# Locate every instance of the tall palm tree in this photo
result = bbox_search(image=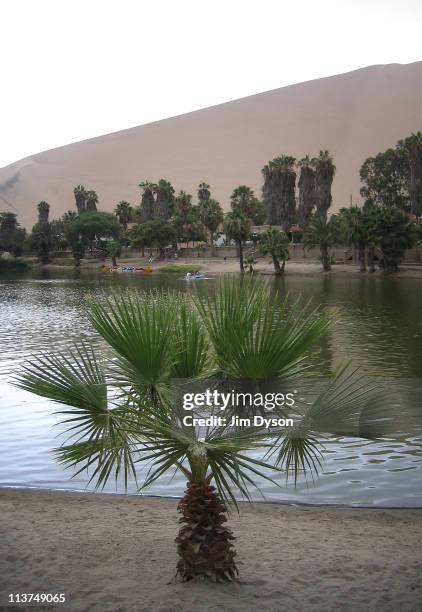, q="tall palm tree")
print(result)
[85,190,98,212]
[37,201,50,225]
[259,228,289,274]
[406,132,422,217]
[15,280,388,582]
[304,214,338,271]
[197,182,211,204]
[154,179,175,219]
[115,201,133,231]
[230,185,261,220]
[73,185,87,214]
[262,156,297,229]
[224,210,251,273]
[314,151,336,217]
[297,156,316,229]
[200,198,223,256]
[139,181,157,221]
